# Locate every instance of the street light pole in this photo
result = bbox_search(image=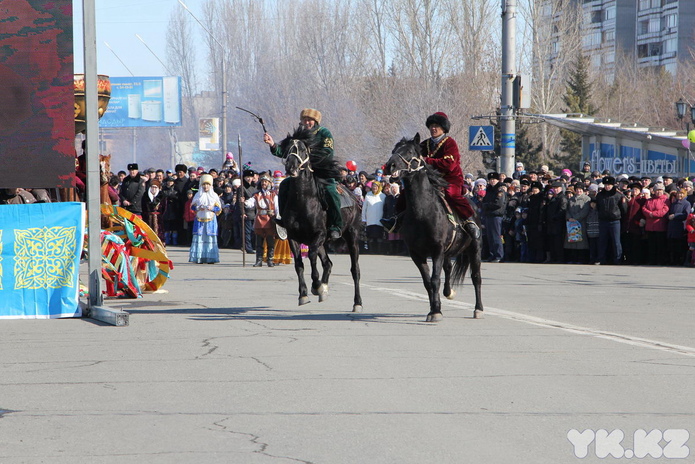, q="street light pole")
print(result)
[500,0,517,177]
[178,0,227,155]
